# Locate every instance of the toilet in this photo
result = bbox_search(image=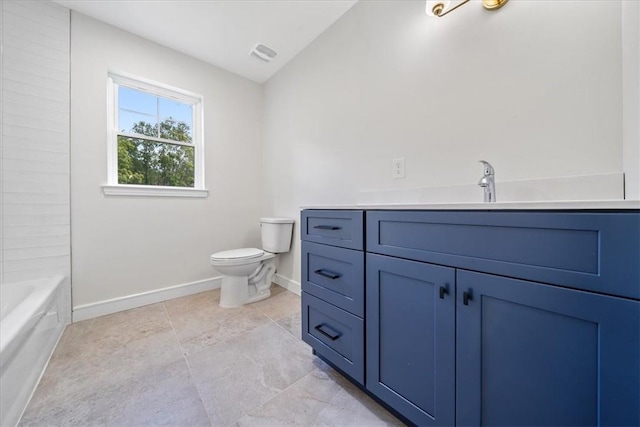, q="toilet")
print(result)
[210,217,294,307]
